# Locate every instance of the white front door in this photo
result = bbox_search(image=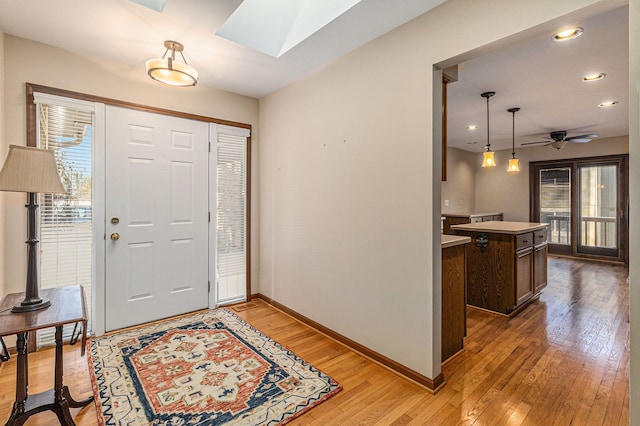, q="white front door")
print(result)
[105,106,209,331]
